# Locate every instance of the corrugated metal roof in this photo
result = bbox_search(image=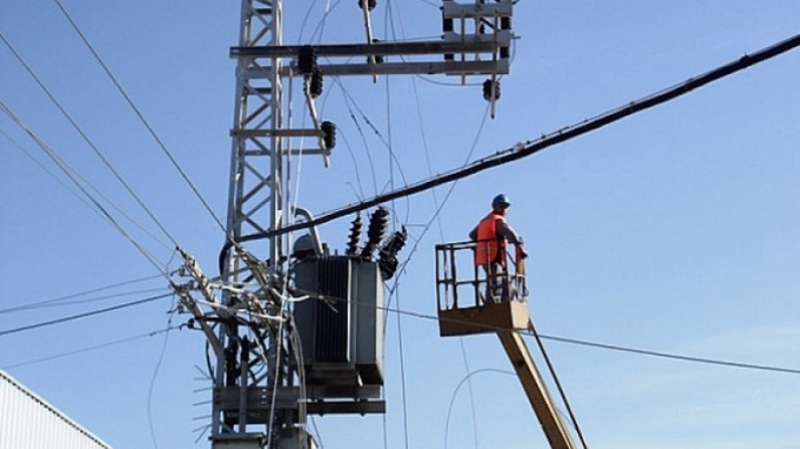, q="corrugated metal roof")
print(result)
[0,370,114,449]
